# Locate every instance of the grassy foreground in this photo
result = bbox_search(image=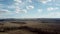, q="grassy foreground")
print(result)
[0,21,60,34]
